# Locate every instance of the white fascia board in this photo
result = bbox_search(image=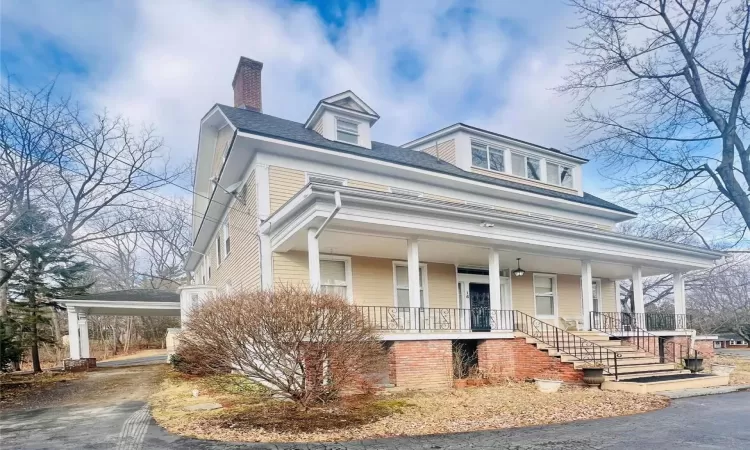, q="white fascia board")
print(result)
[236,132,635,222]
[321,90,379,116]
[402,124,587,164]
[57,300,181,310]
[265,185,723,269]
